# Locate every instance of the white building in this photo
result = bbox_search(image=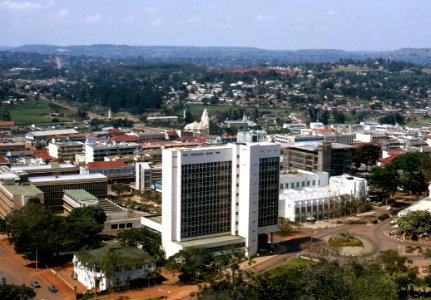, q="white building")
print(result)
[279,170,328,191]
[329,174,368,201]
[48,141,84,162]
[84,142,141,164]
[279,187,339,222]
[73,246,156,291]
[135,162,152,191]
[143,142,280,258]
[279,174,367,222]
